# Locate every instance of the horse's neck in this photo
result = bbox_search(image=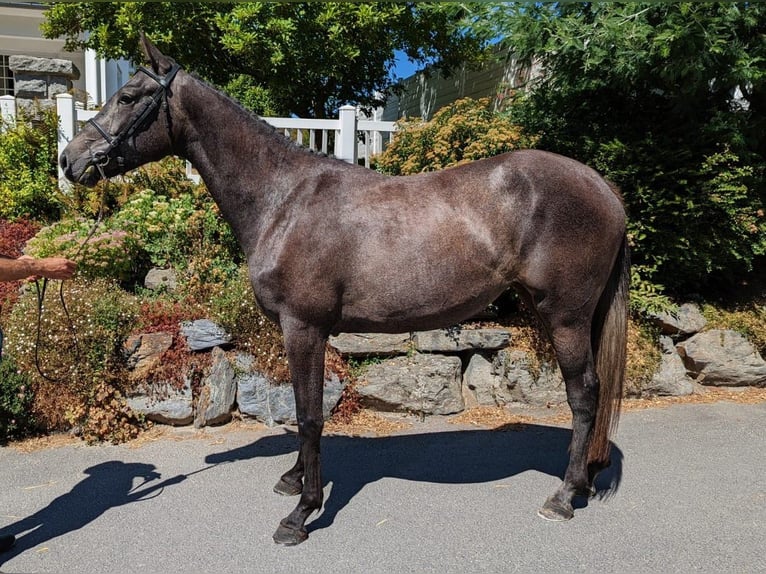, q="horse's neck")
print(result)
[175,76,318,247]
